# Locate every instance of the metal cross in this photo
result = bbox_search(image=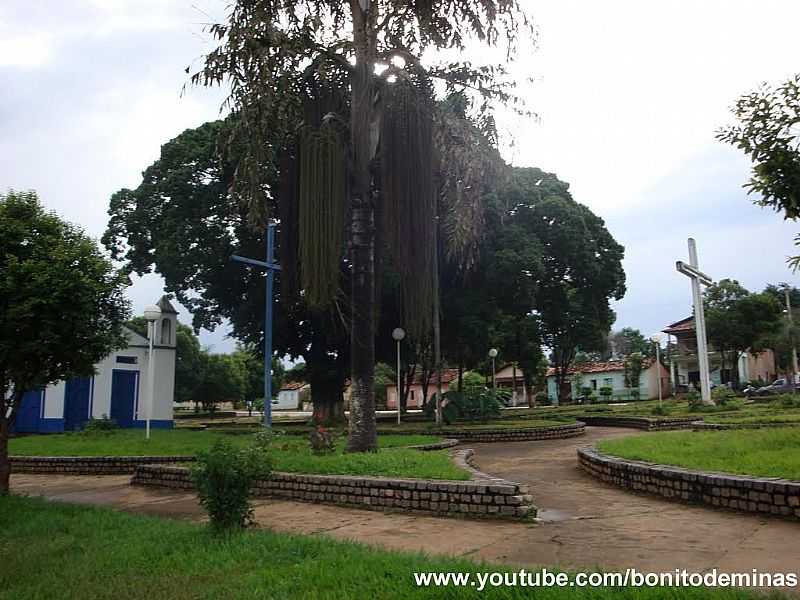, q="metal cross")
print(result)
[676,238,714,405]
[231,223,281,427]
